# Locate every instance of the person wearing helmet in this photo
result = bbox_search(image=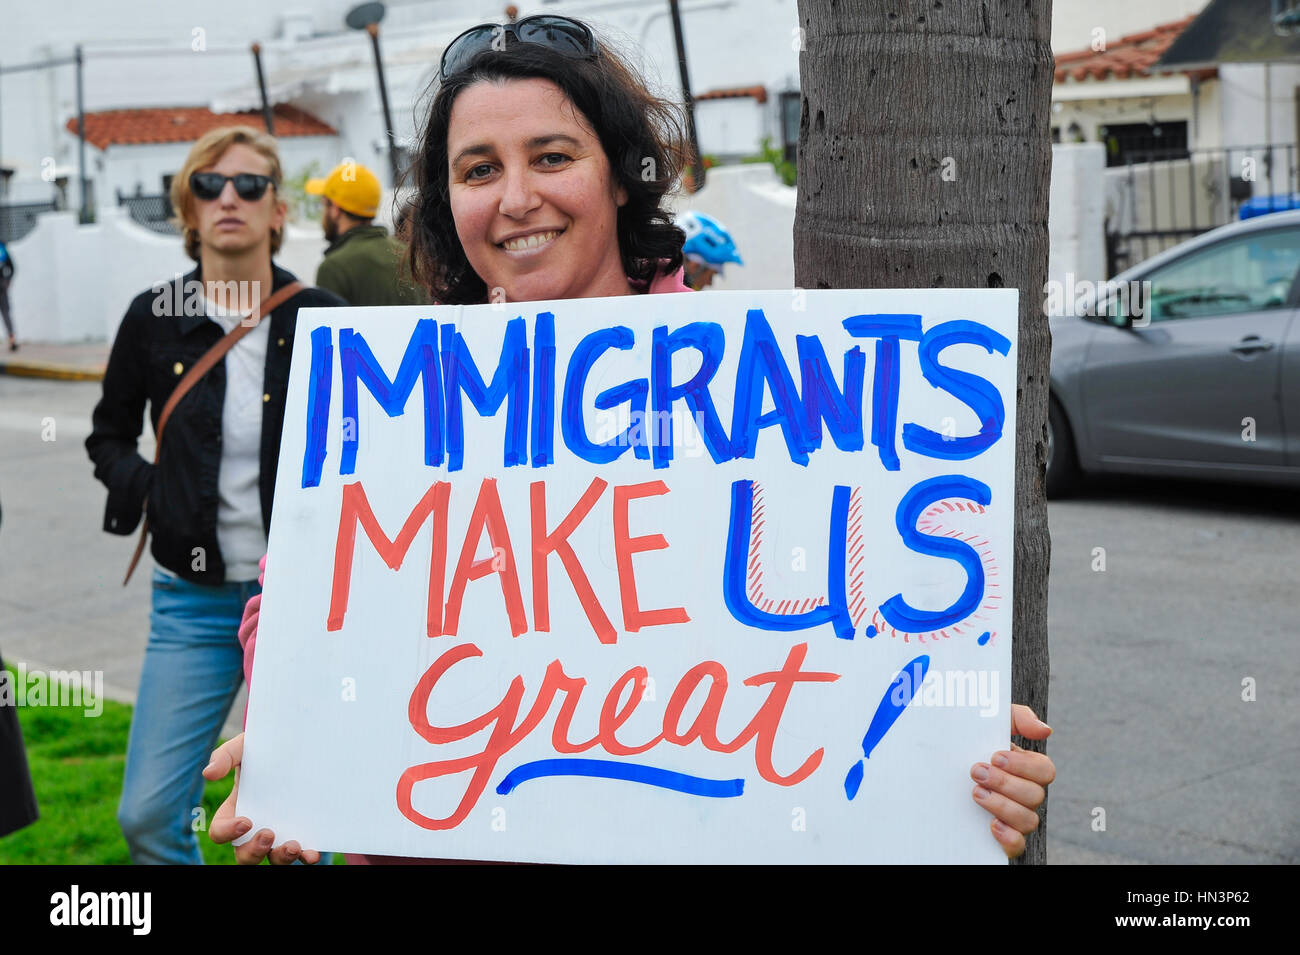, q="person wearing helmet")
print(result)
[678,210,743,290]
